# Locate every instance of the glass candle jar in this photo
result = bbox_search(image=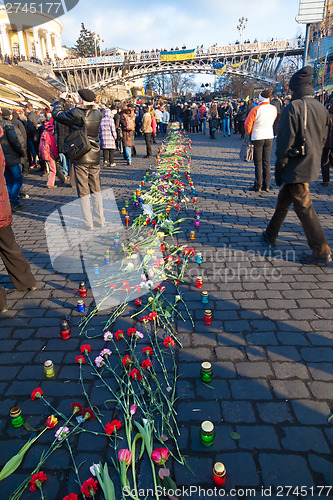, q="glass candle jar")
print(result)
[135,201,139,208]
[124,201,129,208]
[60,320,71,339]
[213,462,226,486]
[196,252,203,264]
[201,291,209,304]
[10,407,24,428]
[190,231,195,240]
[200,361,213,383]
[204,309,213,324]
[199,420,215,447]
[195,219,200,228]
[195,276,203,288]
[78,281,87,297]
[77,300,85,313]
[104,251,110,265]
[125,215,130,227]
[121,207,126,215]
[93,263,99,275]
[44,360,56,378]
